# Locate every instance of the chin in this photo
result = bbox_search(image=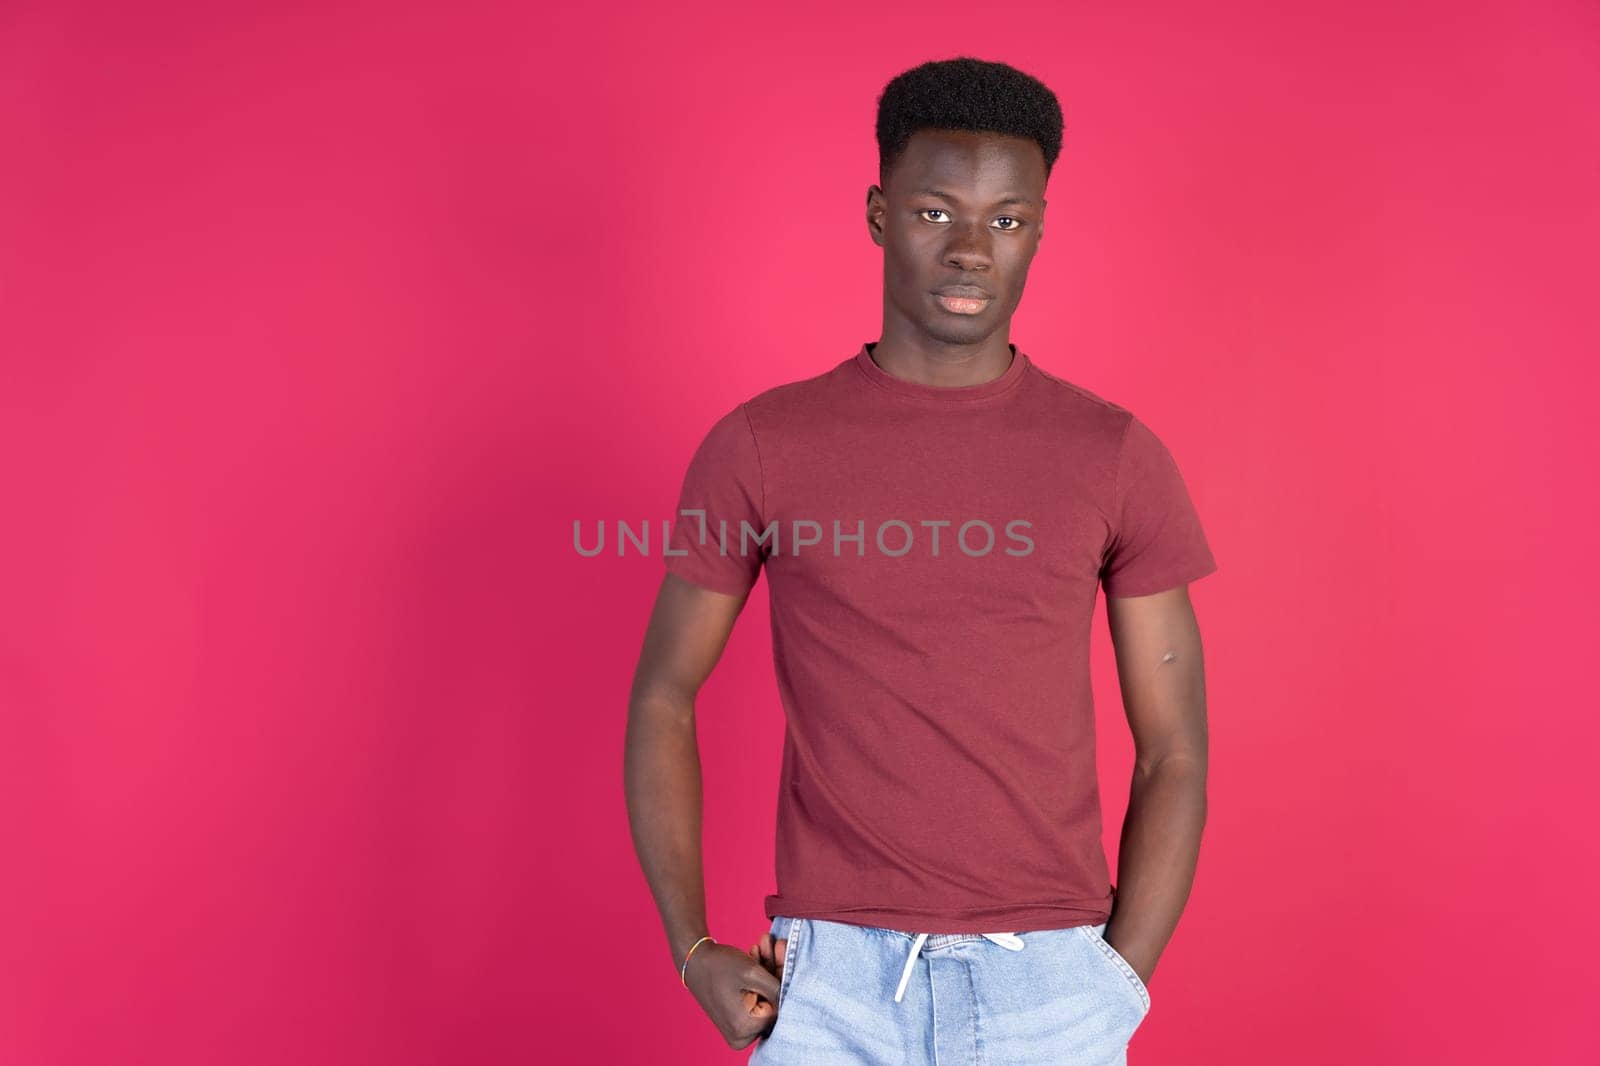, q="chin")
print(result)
[924,319,993,344]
